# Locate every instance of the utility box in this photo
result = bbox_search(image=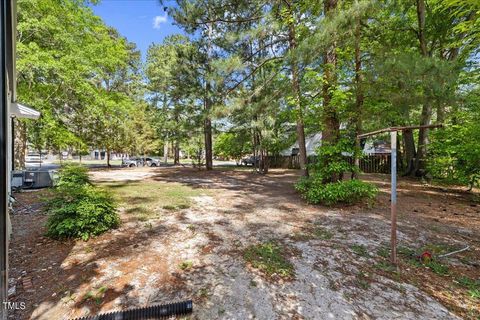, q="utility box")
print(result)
[11,171,24,188]
[21,170,54,189]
